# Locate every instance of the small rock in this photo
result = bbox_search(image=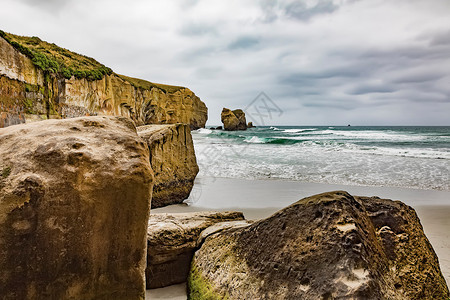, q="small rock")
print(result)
[146,211,249,289]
